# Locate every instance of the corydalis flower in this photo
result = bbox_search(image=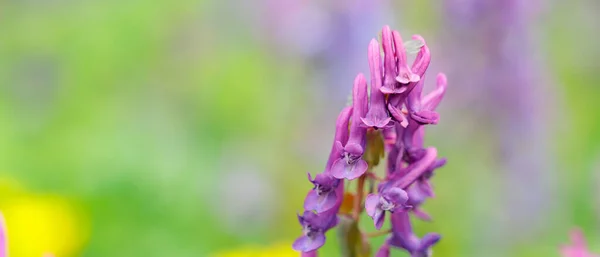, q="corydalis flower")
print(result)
[406,158,446,208]
[325,106,353,172]
[332,74,369,180]
[561,229,599,257]
[380,32,429,94]
[406,72,447,125]
[304,173,340,213]
[390,212,441,257]
[0,212,5,257]
[292,211,337,252]
[295,106,352,253]
[295,25,447,256]
[365,186,410,230]
[375,240,391,257]
[385,35,432,129]
[362,39,393,130]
